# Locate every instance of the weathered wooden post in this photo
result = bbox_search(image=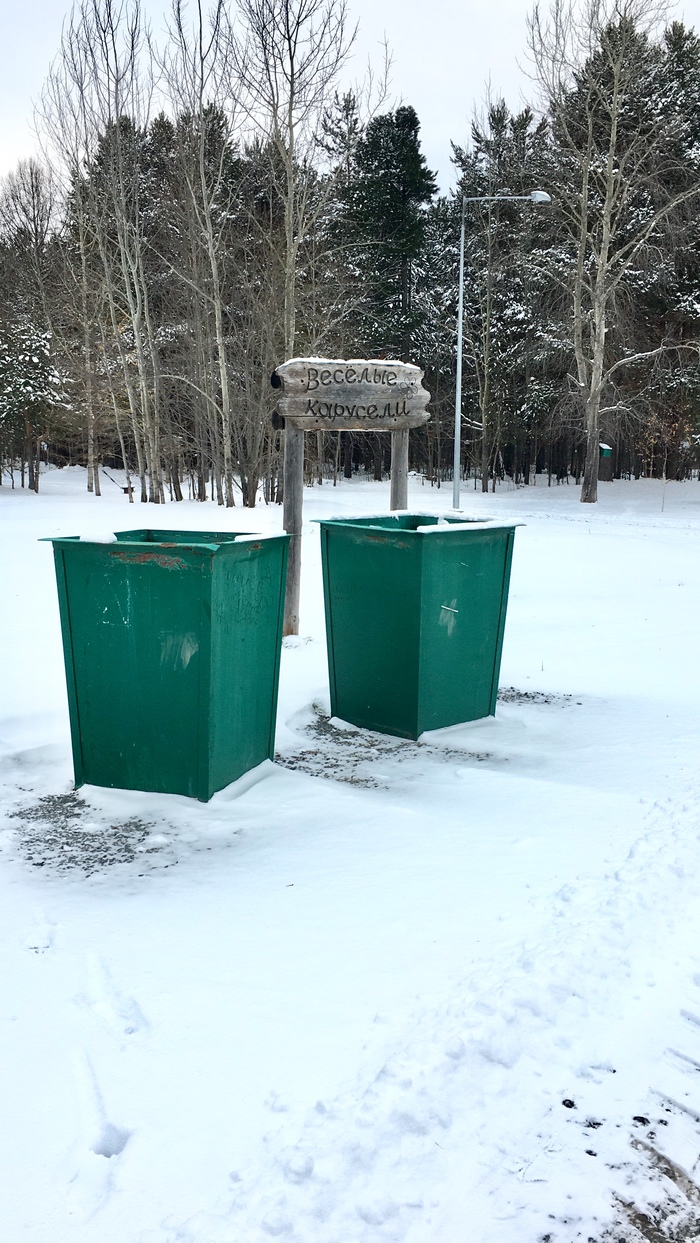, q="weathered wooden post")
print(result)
[282,425,304,635]
[390,430,409,510]
[272,359,430,635]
